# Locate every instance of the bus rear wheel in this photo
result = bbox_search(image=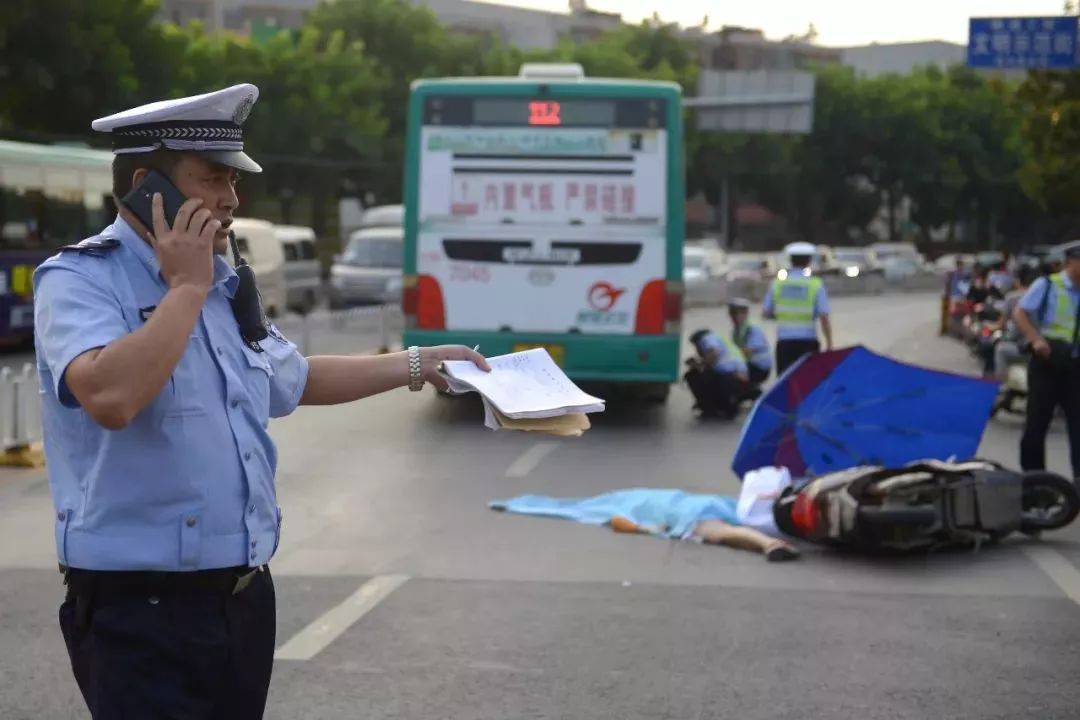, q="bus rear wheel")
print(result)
[640,383,670,404]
